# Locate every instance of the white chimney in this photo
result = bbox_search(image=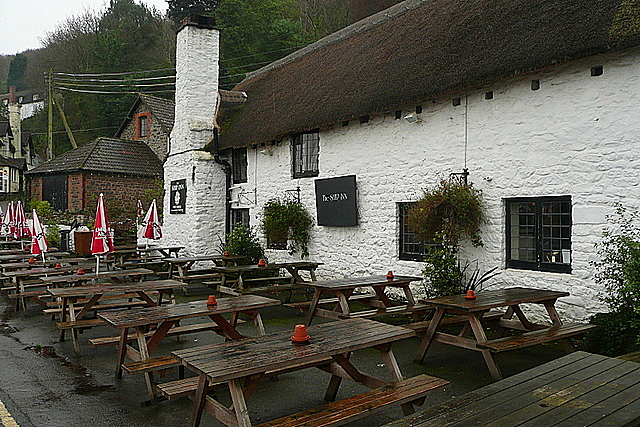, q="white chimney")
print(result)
[8,86,21,159]
[162,16,228,254]
[171,16,220,154]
